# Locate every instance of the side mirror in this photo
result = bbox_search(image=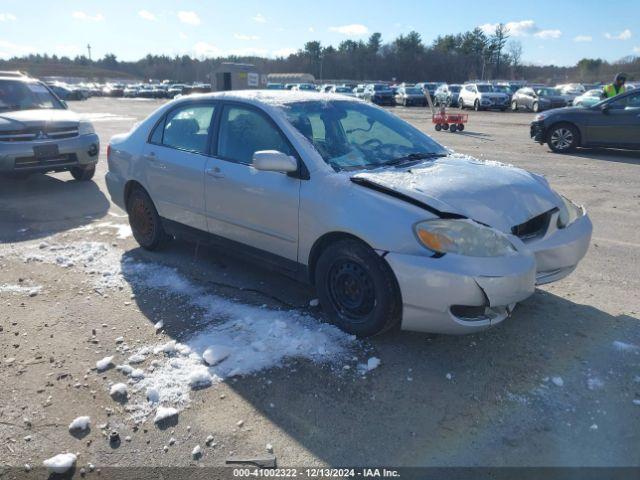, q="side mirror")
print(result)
[252,150,298,173]
[600,103,610,114]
